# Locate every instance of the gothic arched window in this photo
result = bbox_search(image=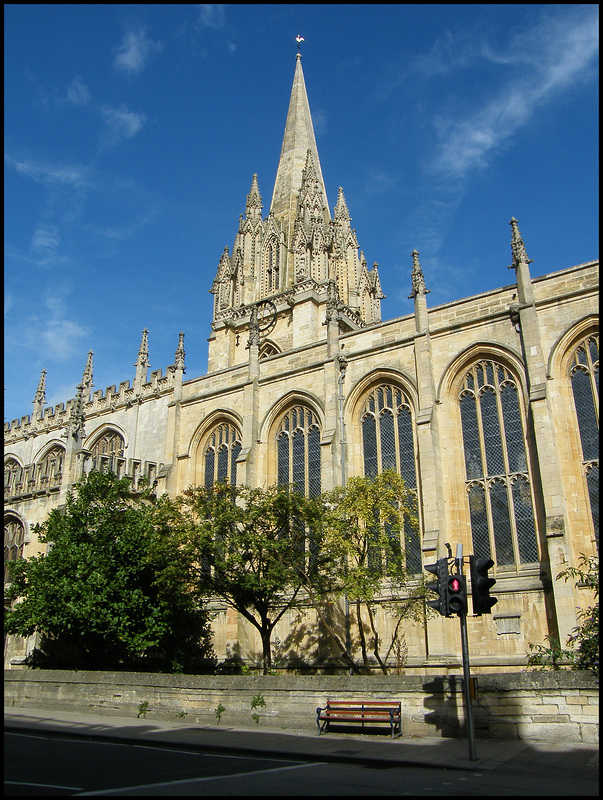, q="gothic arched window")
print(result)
[37,445,65,489]
[90,430,126,475]
[569,334,599,546]
[203,423,242,488]
[459,360,539,568]
[4,459,21,499]
[4,516,25,584]
[276,406,321,498]
[360,384,421,574]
